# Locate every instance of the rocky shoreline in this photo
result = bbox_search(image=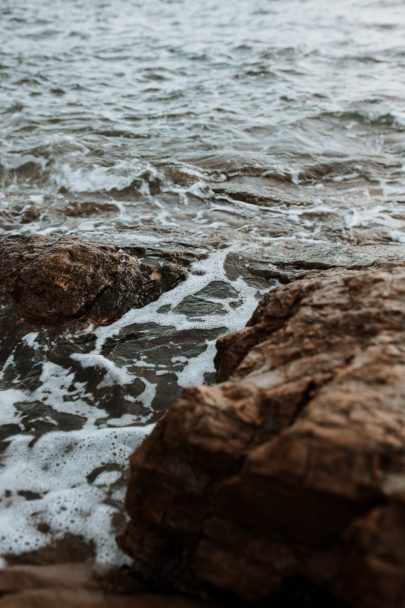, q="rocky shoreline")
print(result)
[120,264,405,607]
[1,240,405,607]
